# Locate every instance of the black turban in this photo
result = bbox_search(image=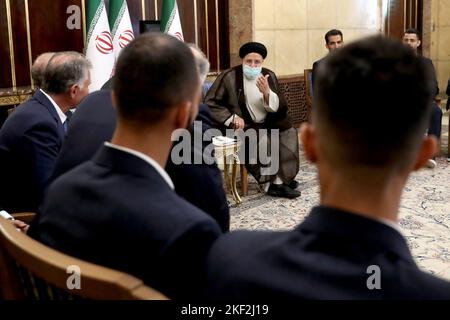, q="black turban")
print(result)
[239,42,267,59]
